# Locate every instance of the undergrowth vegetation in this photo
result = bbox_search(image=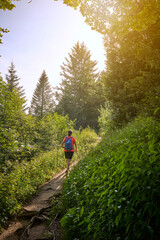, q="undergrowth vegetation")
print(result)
[61,117,160,240]
[0,127,98,231]
[0,149,65,230]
